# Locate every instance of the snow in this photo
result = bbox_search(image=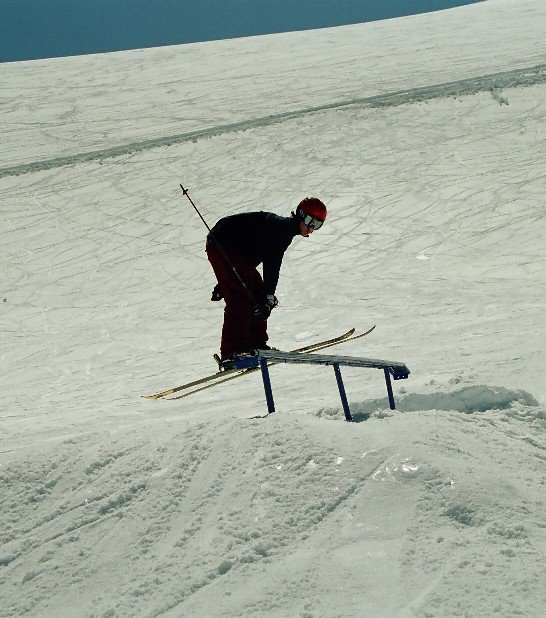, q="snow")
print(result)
[1,0,545,615]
